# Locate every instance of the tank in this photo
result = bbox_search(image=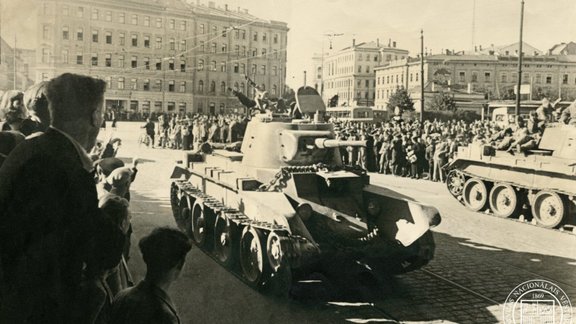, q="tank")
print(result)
[444,123,576,229]
[169,86,441,291]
